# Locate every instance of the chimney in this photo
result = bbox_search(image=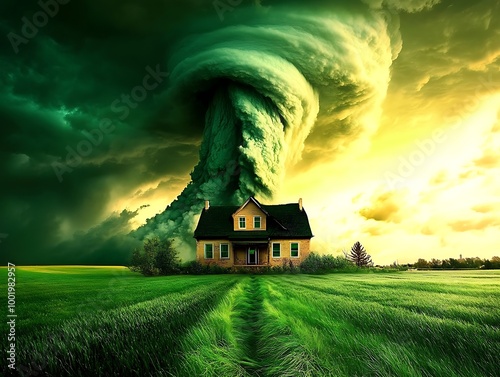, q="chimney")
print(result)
[204,200,210,210]
[299,198,303,211]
